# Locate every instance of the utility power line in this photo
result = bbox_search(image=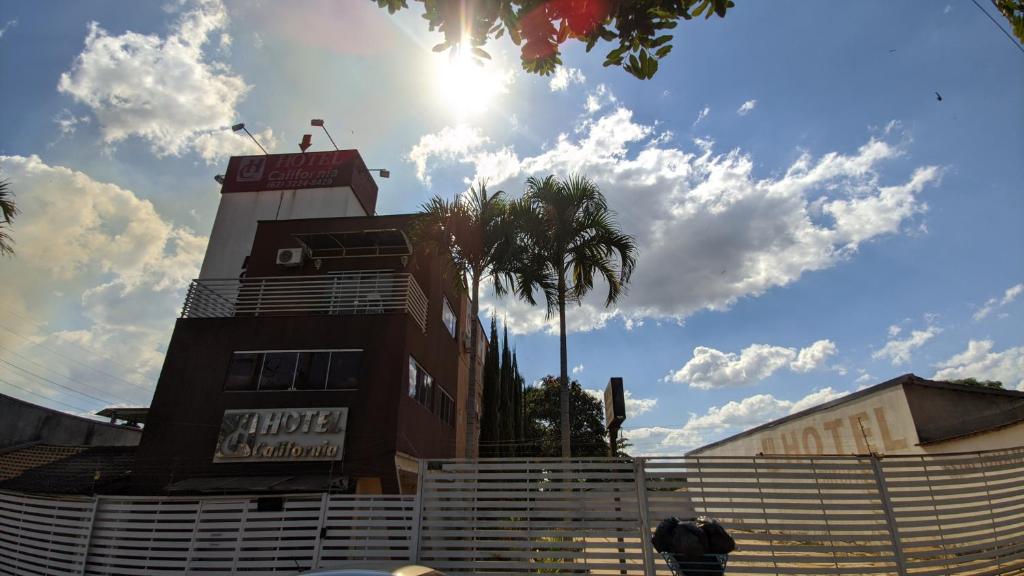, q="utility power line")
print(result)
[0,358,120,405]
[0,321,154,393]
[0,344,143,405]
[0,375,94,413]
[969,0,1024,55]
